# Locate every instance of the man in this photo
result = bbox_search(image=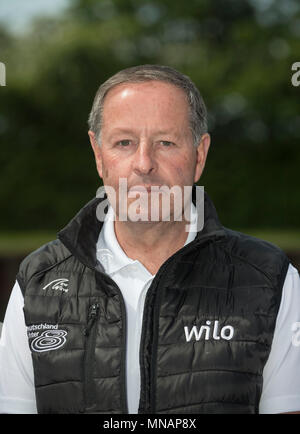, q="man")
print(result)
[1,65,300,414]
